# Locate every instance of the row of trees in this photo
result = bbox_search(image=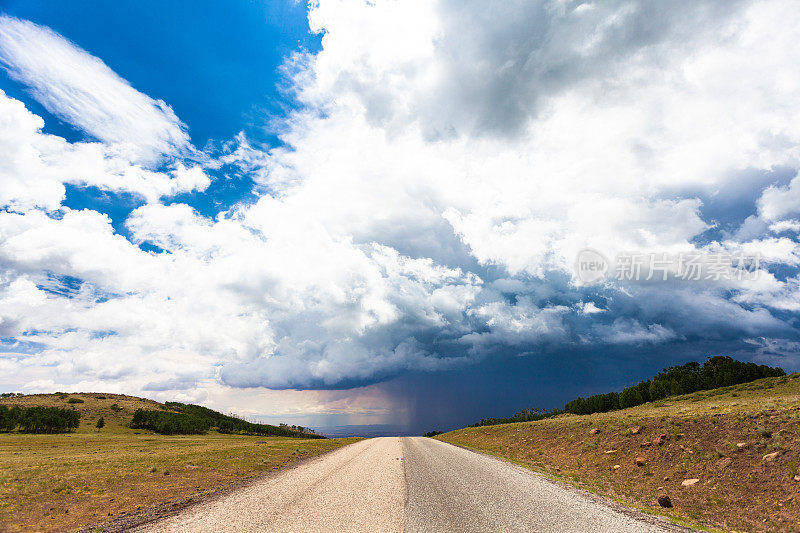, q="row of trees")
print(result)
[471,407,563,428]
[216,417,322,437]
[471,356,785,427]
[130,409,211,435]
[0,405,81,433]
[149,403,325,438]
[564,356,784,415]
